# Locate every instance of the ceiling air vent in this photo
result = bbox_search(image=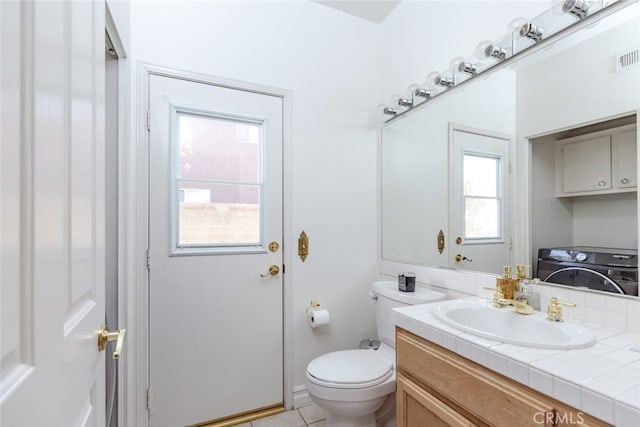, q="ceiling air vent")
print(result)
[615,46,640,73]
